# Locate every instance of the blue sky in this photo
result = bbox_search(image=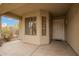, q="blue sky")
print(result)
[1,16,19,27]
